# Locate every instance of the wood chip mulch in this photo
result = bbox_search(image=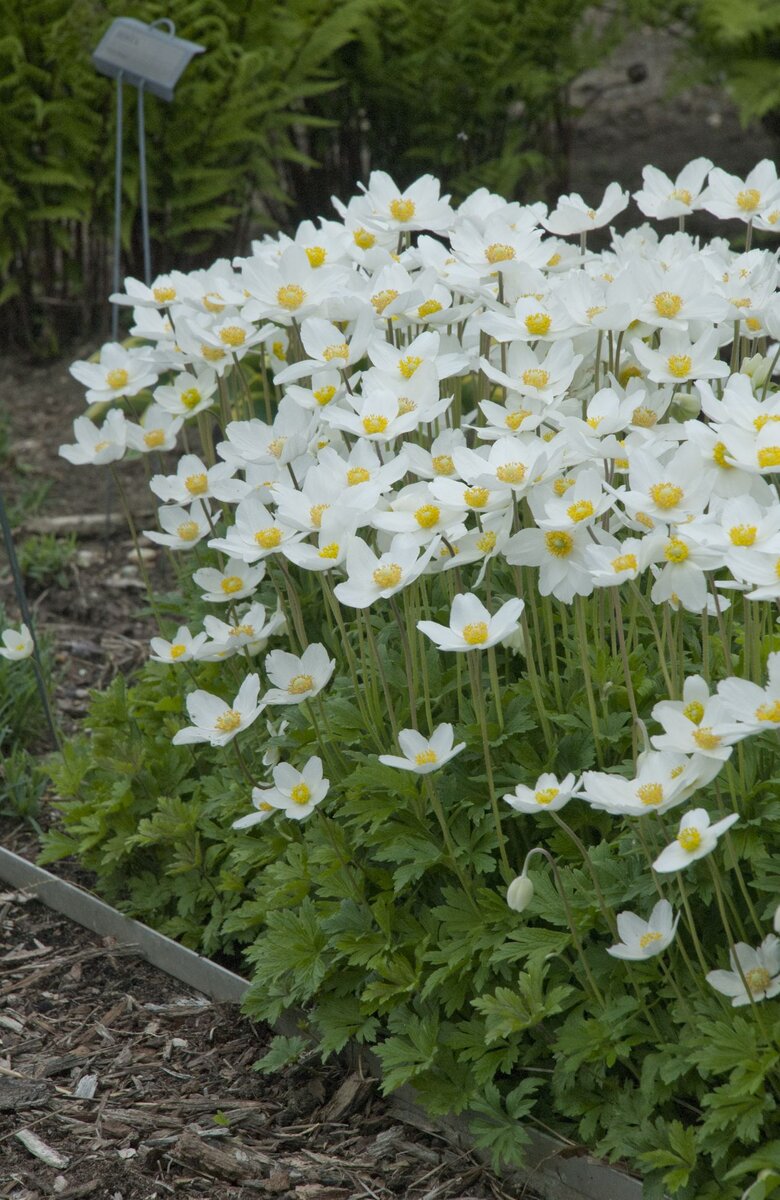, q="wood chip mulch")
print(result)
[0,891,535,1200]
